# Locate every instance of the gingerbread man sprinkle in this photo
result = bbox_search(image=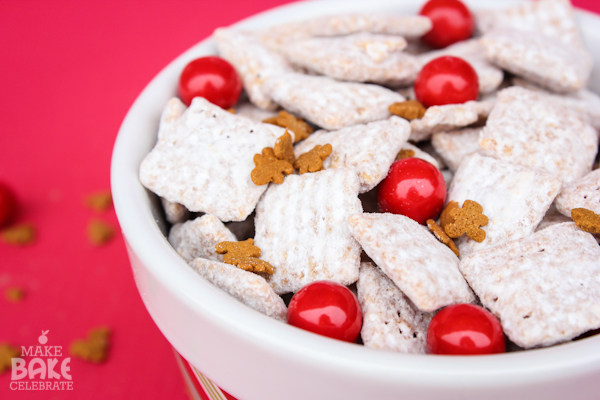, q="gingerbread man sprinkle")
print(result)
[251,147,294,186]
[294,144,332,174]
[389,100,426,121]
[571,208,600,234]
[215,238,275,275]
[70,327,111,363]
[395,148,415,160]
[427,219,460,257]
[263,110,313,142]
[274,130,295,166]
[0,343,20,374]
[443,200,489,242]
